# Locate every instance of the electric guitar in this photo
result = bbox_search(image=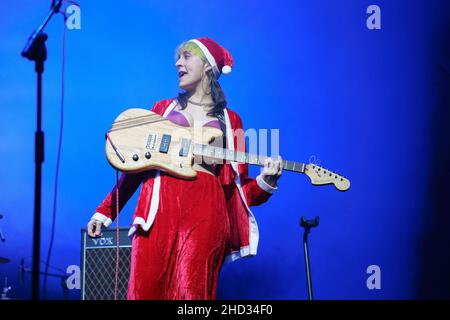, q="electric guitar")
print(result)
[105,108,350,191]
